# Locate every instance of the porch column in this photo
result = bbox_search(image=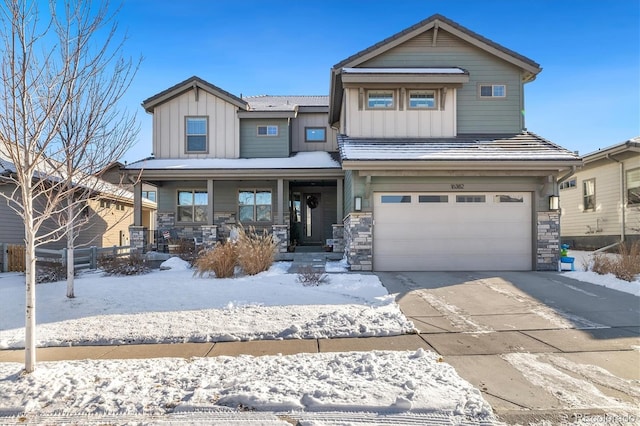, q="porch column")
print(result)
[276,178,284,225]
[207,179,214,225]
[336,178,343,223]
[133,180,142,226]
